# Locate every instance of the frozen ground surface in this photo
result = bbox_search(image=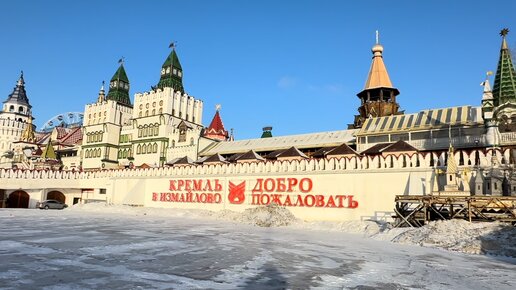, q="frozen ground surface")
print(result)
[0,205,515,290]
